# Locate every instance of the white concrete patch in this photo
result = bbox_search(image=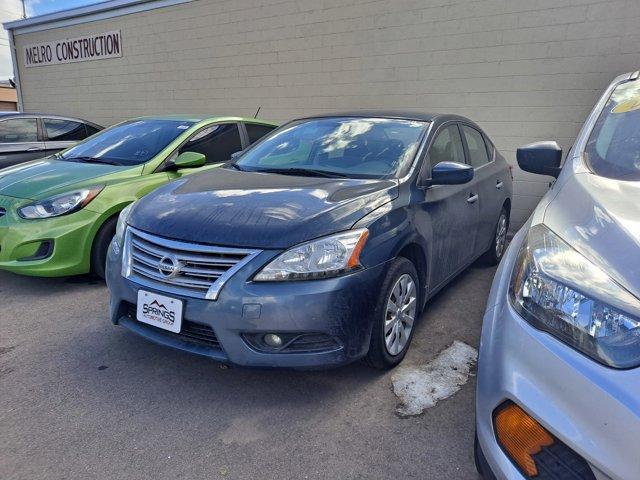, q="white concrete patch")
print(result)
[391,341,478,417]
